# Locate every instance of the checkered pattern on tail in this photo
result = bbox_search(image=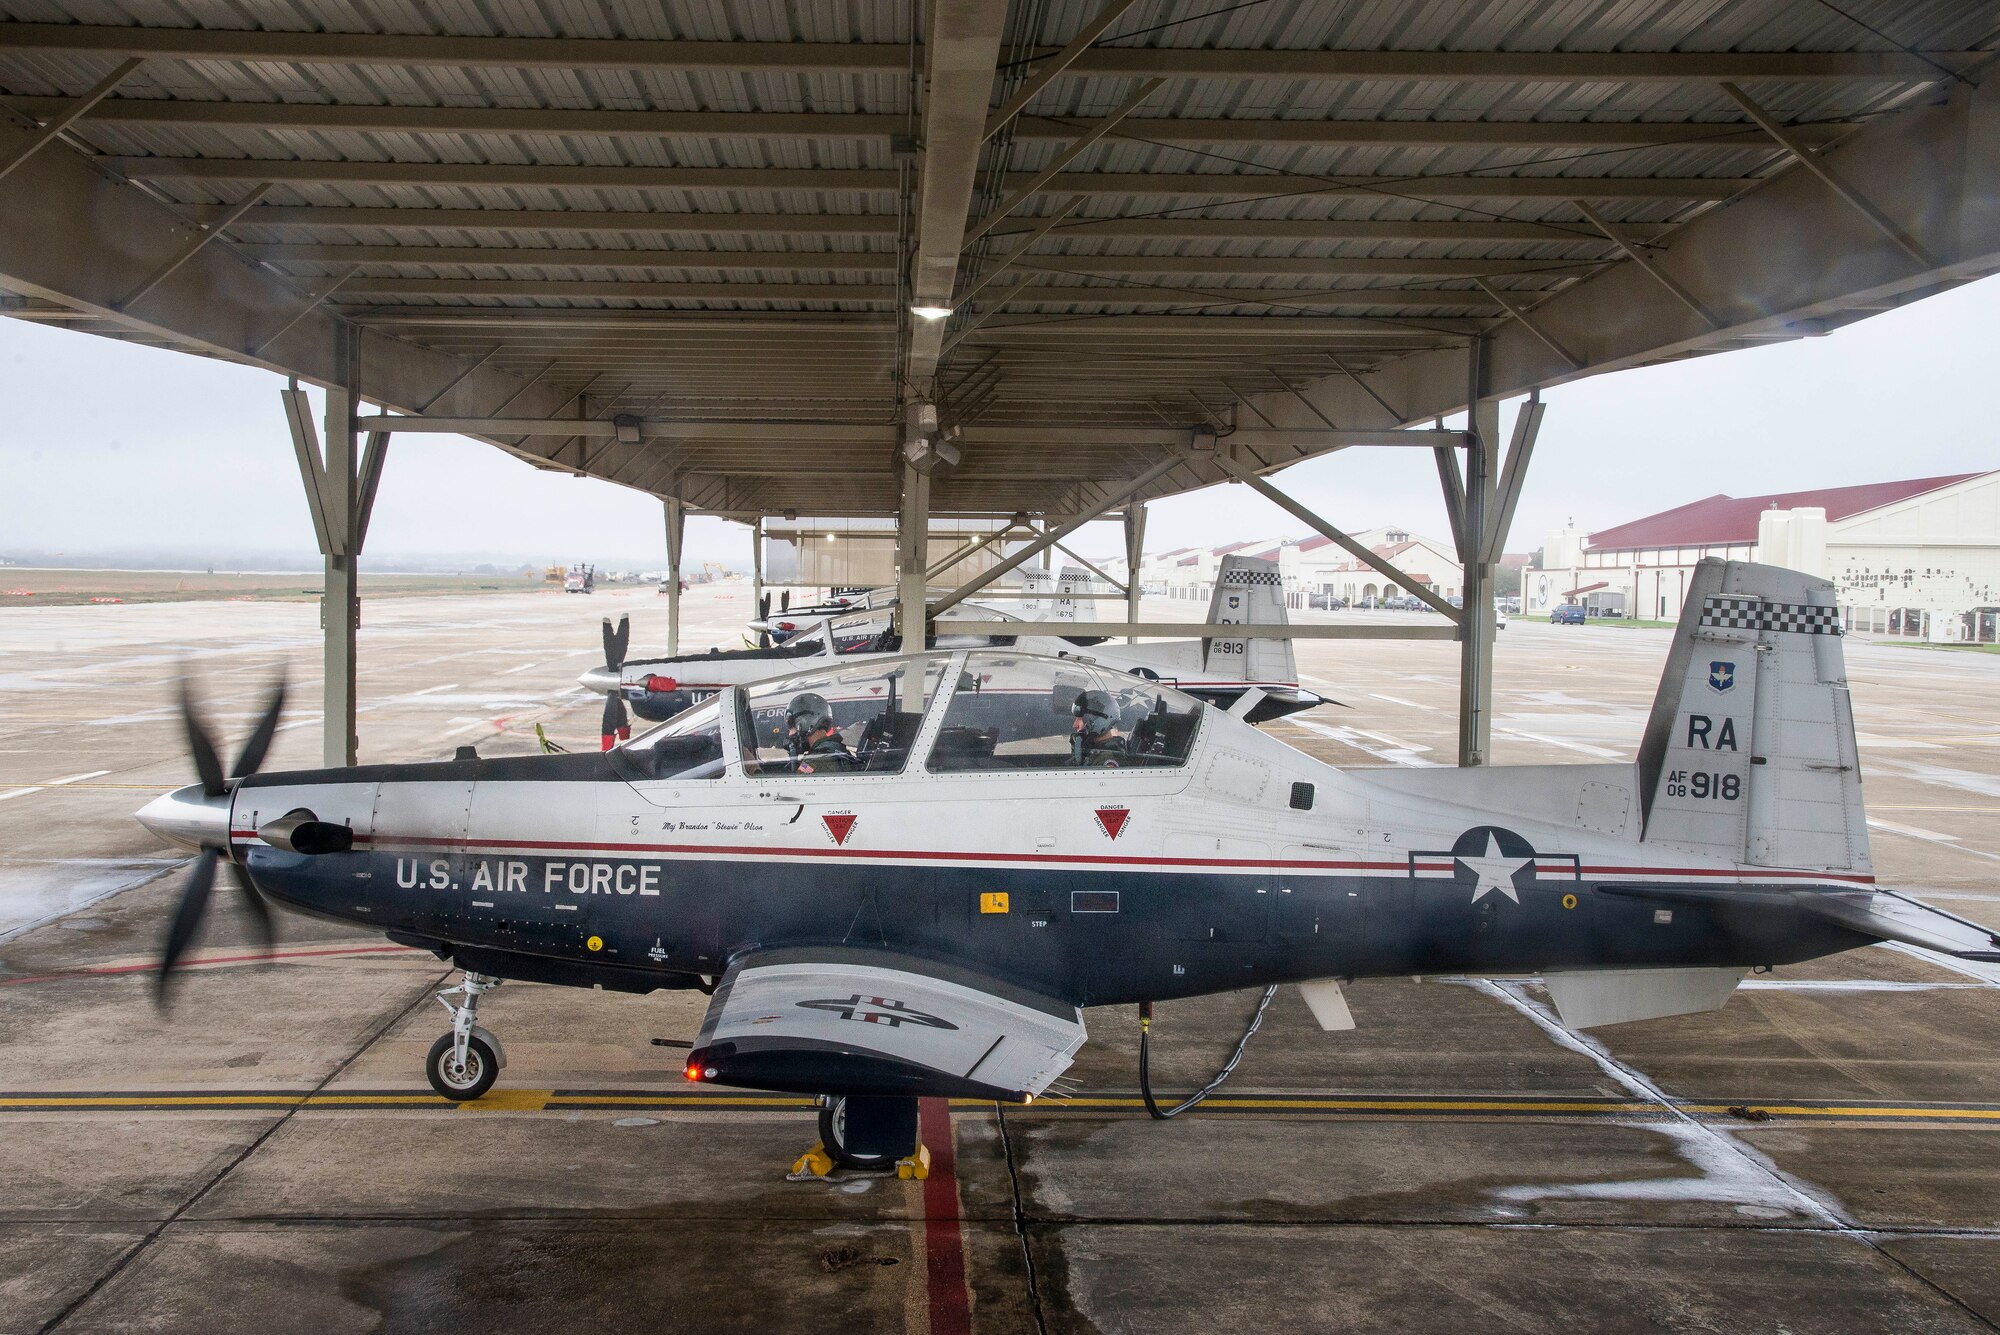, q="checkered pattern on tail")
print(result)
[1223,567,1283,587]
[1697,596,1842,635]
